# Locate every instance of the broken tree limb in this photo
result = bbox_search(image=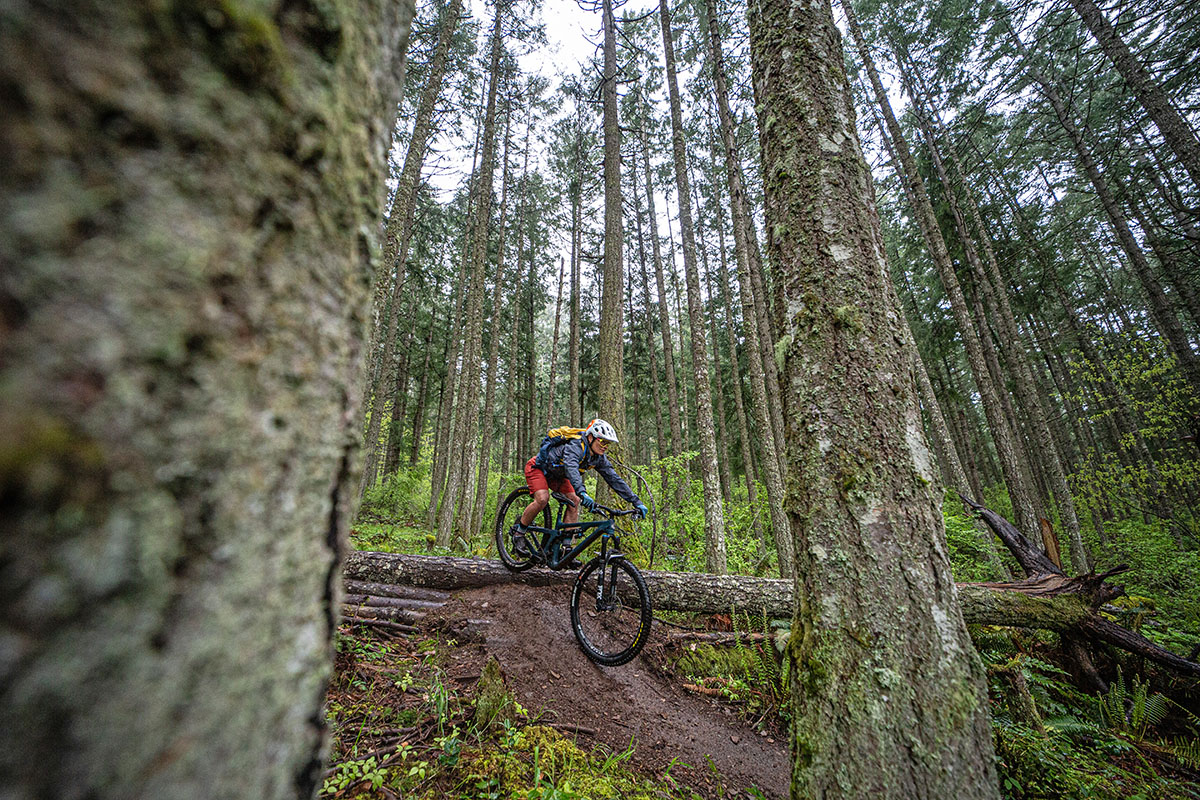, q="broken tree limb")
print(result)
[343,551,1200,677]
[959,493,1062,577]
